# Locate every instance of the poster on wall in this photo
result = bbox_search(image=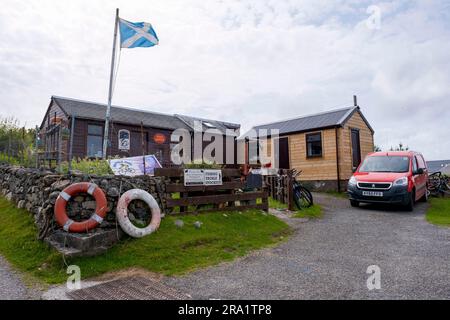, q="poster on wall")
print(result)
[109,155,162,176]
[118,130,130,151]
